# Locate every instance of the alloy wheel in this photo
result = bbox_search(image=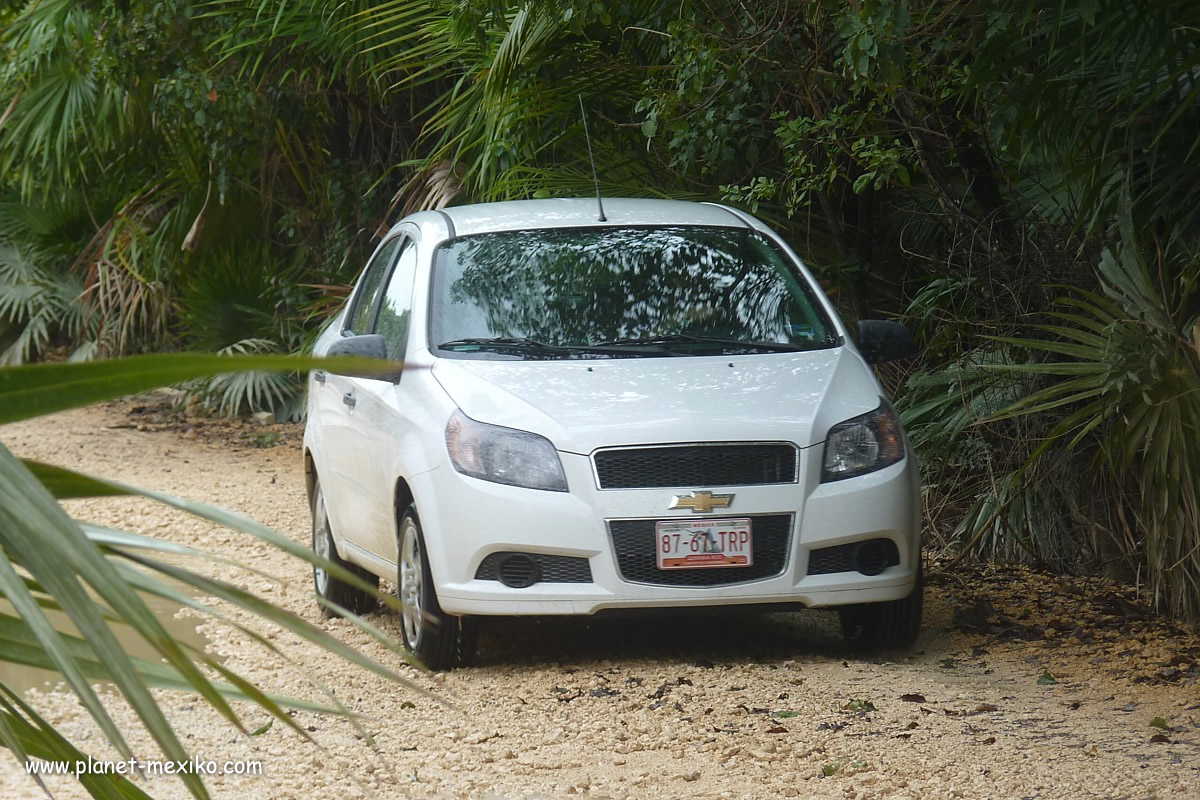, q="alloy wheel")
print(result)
[399,517,424,648]
[312,488,331,596]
